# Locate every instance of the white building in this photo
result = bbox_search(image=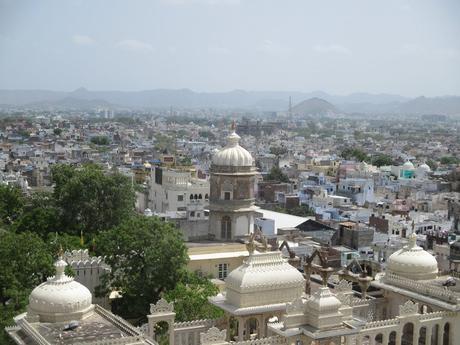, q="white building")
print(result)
[149,166,209,222]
